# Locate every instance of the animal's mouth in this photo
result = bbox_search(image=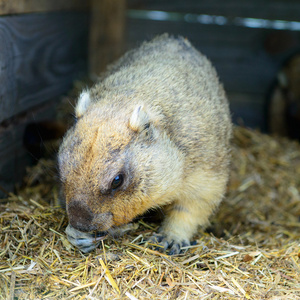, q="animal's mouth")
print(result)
[65,222,137,253]
[65,224,109,253]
